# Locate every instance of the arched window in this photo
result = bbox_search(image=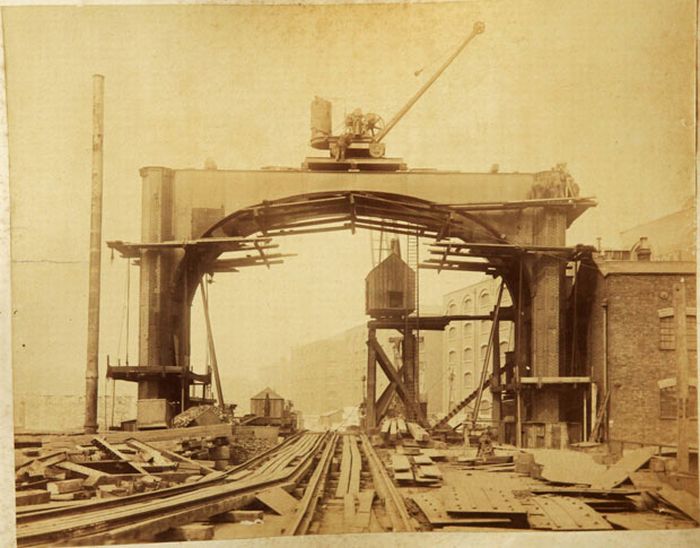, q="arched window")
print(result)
[463,371,474,392]
[463,323,473,343]
[447,301,457,316]
[462,296,473,314]
[478,290,490,313]
[463,347,473,368]
[448,326,457,340]
[448,350,456,366]
[479,290,491,335]
[479,344,489,367]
